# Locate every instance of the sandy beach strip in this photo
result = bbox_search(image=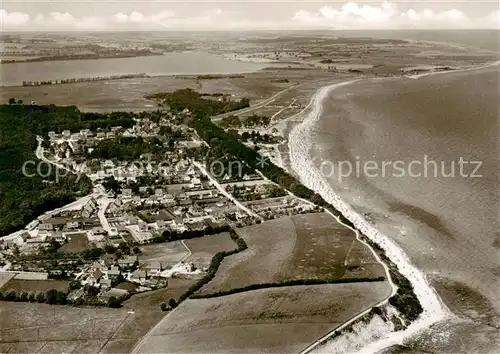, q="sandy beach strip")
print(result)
[284,78,451,352]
